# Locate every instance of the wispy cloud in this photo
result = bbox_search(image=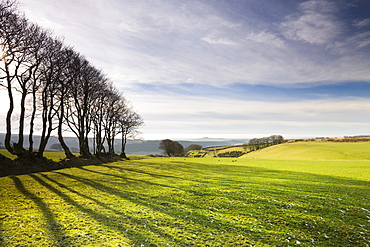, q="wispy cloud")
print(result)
[20,0,370,87]
[280,0,341,44]
[6,0,369,140]
[246,31,284,47]
[353,18,370,28]
[130,90,370,139]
